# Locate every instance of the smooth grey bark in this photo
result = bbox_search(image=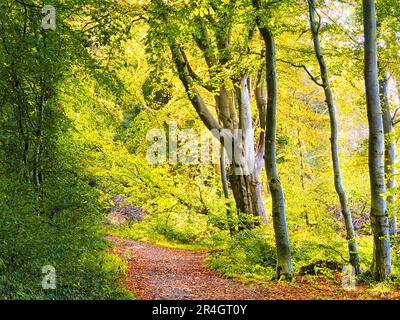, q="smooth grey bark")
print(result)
[363,0,391,281]
[237,74,268,224]
[296,127,310,226]
[180,18,269,226]
[211,28,267,227]
[169,41,267,227]
[219,82,266,229]
[254,74,268,225]
[220,146,236,235]
[308,0,361,275]
[378,67,397,236]
[239,74,256,175]
[253,0,293,279]
[221,148,231,199]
